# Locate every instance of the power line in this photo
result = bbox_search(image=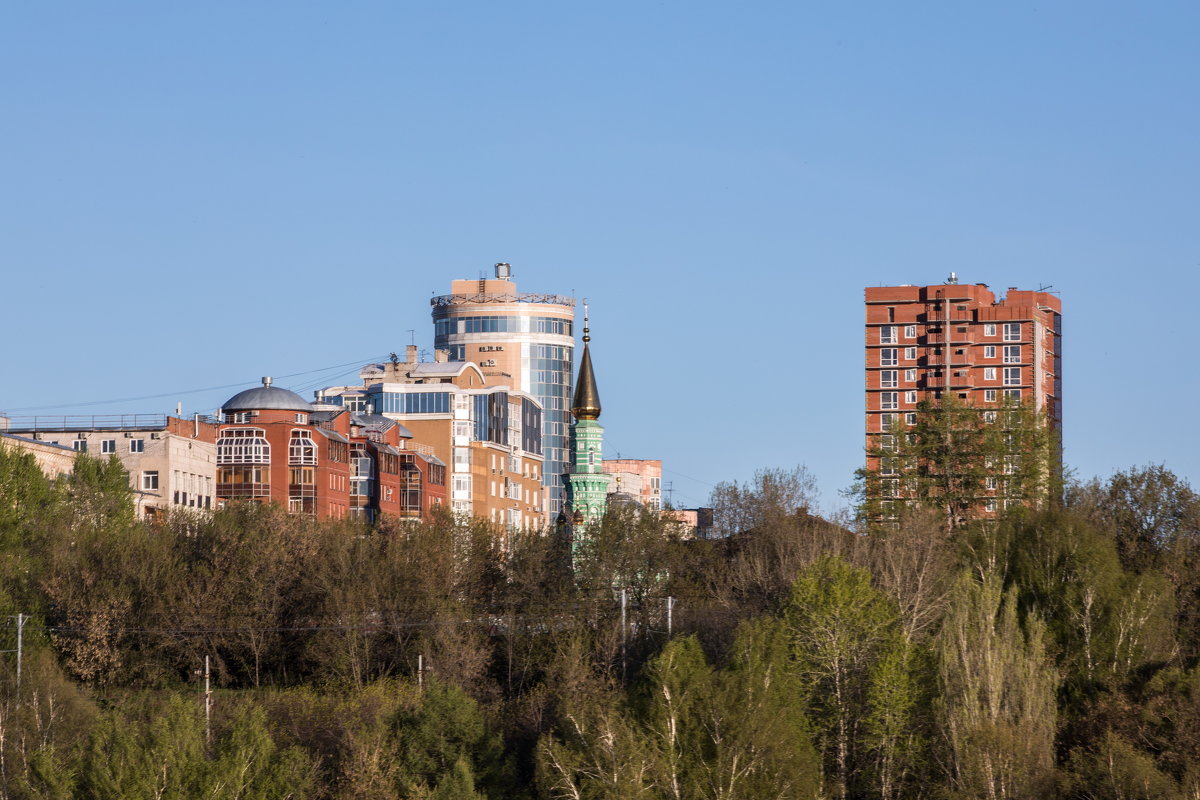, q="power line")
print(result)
[1,353,392,413]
